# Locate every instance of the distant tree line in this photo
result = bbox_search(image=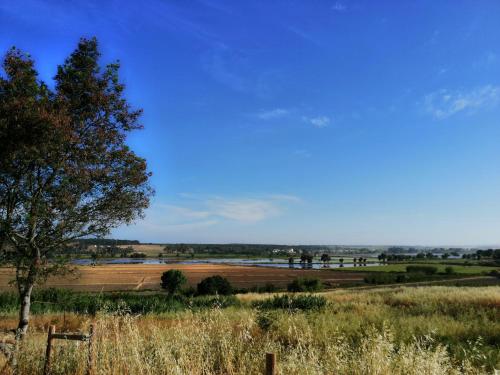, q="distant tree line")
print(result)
[463,249,500,261]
